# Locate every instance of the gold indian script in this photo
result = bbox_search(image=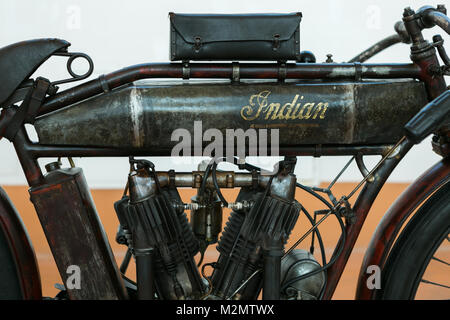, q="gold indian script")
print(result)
[240,90,328,121]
